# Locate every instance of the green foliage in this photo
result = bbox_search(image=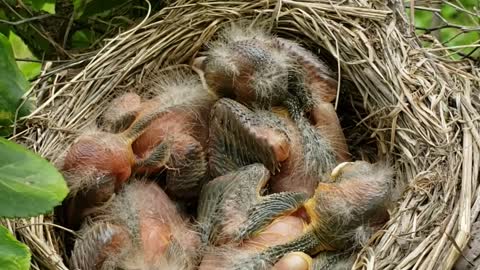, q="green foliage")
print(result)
[0,9,9,35]
[0,226,30,270]
[0,137,68,218]
[408,0,480,59]
[71,29,96,48]
[73,0,127,19]
[413,10,433,28]
[23,0,56,14]
[8,32,42,80]
[0,137,66,269]
[0,33,33,136]
[73,0,88,18]
[0,41,67,268]
[439,3,480,58]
